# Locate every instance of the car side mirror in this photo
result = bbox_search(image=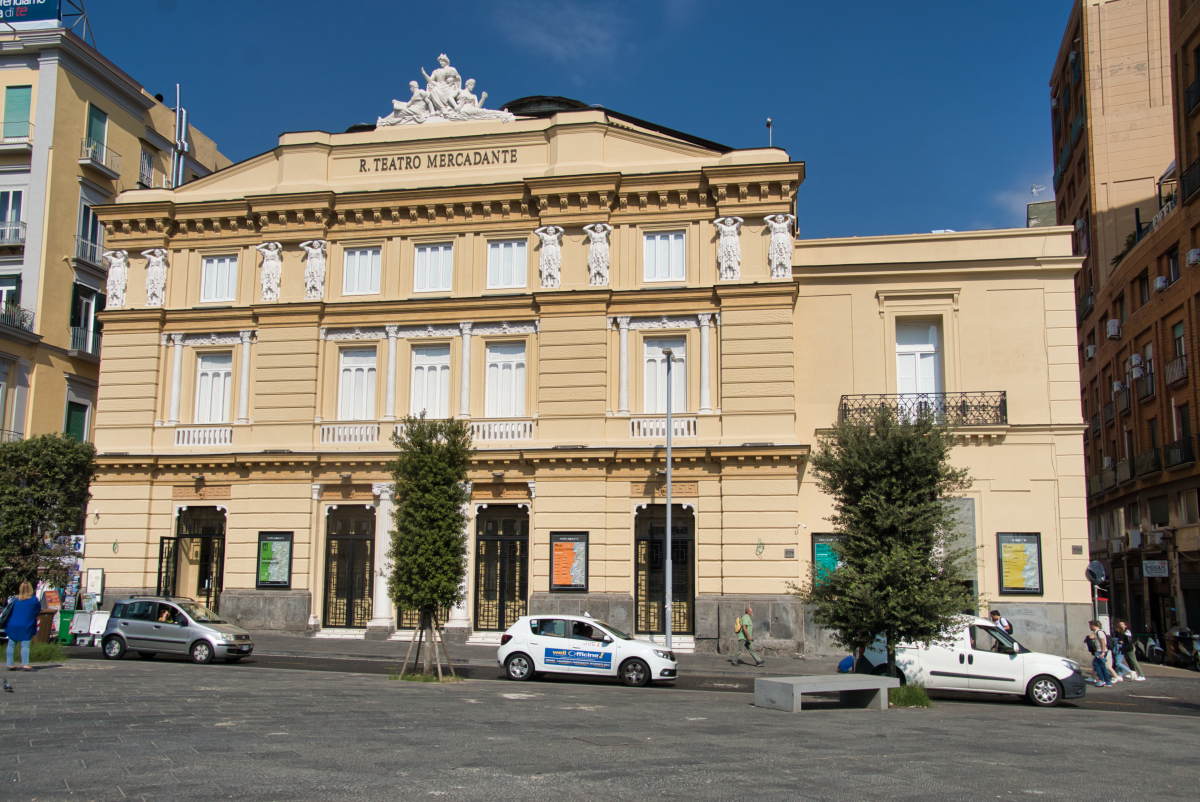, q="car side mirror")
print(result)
[603,635,613,643]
